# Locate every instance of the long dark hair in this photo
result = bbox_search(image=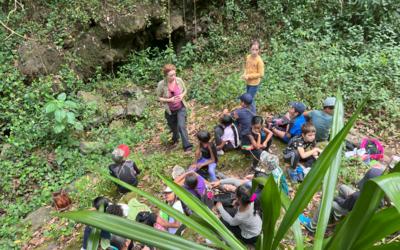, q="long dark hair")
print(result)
[251,116,263,126]
[106,235,126,250]
[106,204,124,217]
[236,185,261,217]
[93,196,110,212]
[221,114,239,147]
[197,130,218,163]
[185,172,202,198]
